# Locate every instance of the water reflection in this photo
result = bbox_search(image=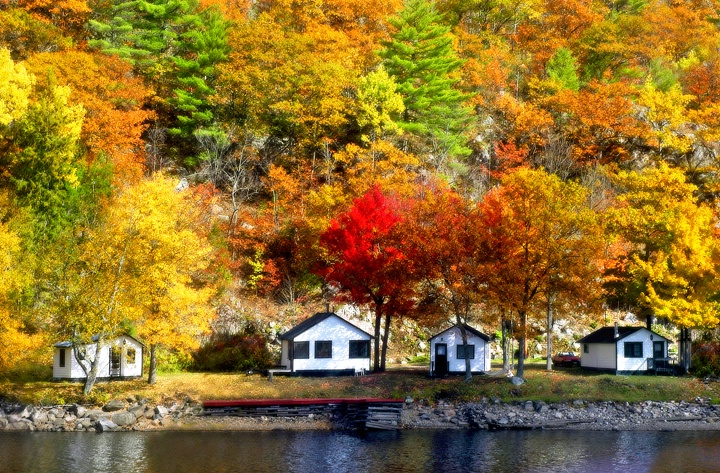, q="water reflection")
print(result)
[1,429,719,473]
